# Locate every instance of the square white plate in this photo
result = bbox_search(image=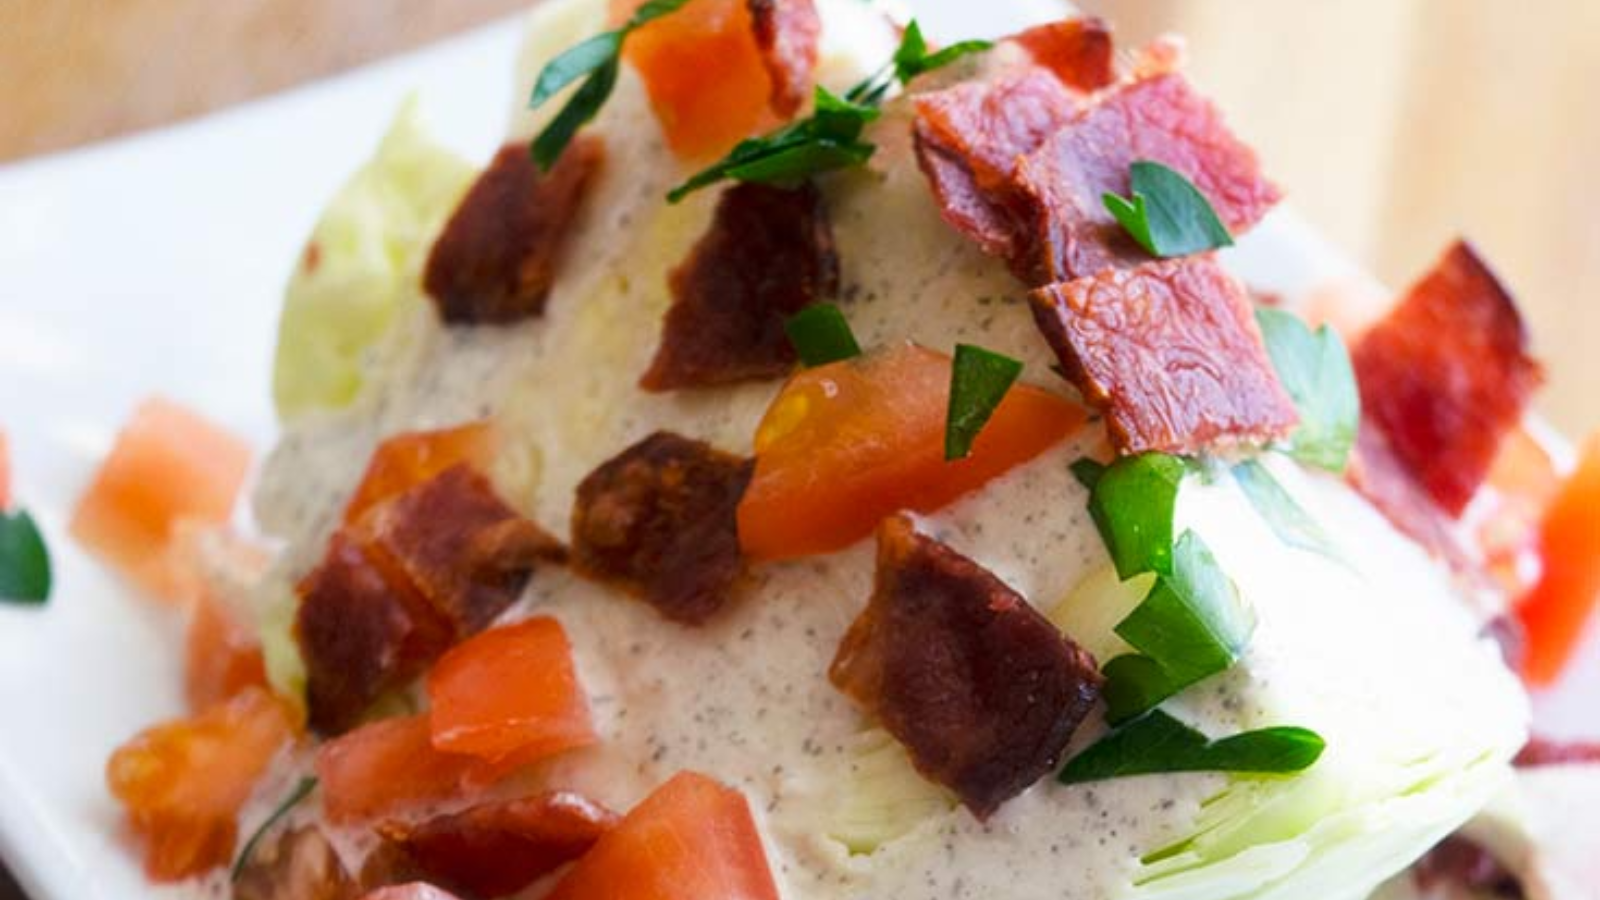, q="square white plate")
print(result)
[0,3,1593,898]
